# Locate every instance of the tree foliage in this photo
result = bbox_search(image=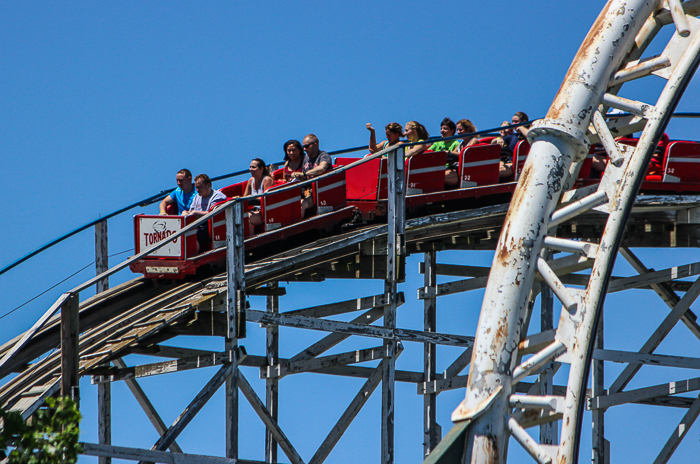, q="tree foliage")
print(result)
[0,397,82,464]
